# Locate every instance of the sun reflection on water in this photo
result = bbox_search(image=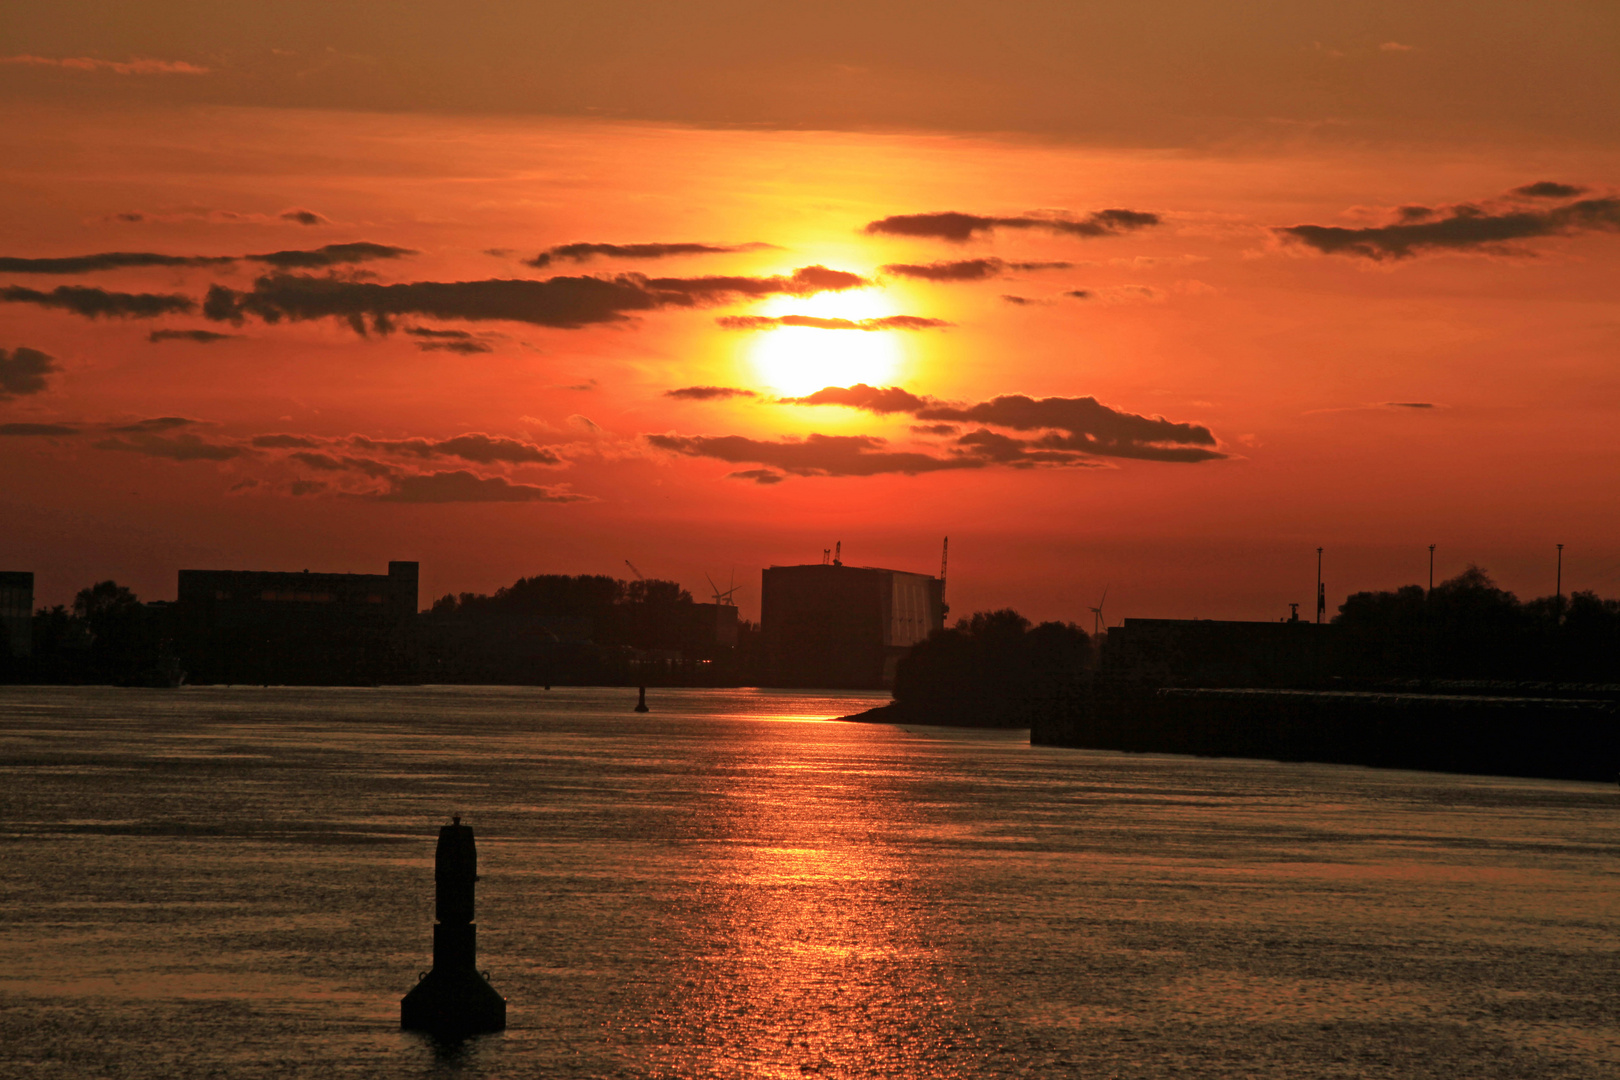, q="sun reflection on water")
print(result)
[626,725,979,1079]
